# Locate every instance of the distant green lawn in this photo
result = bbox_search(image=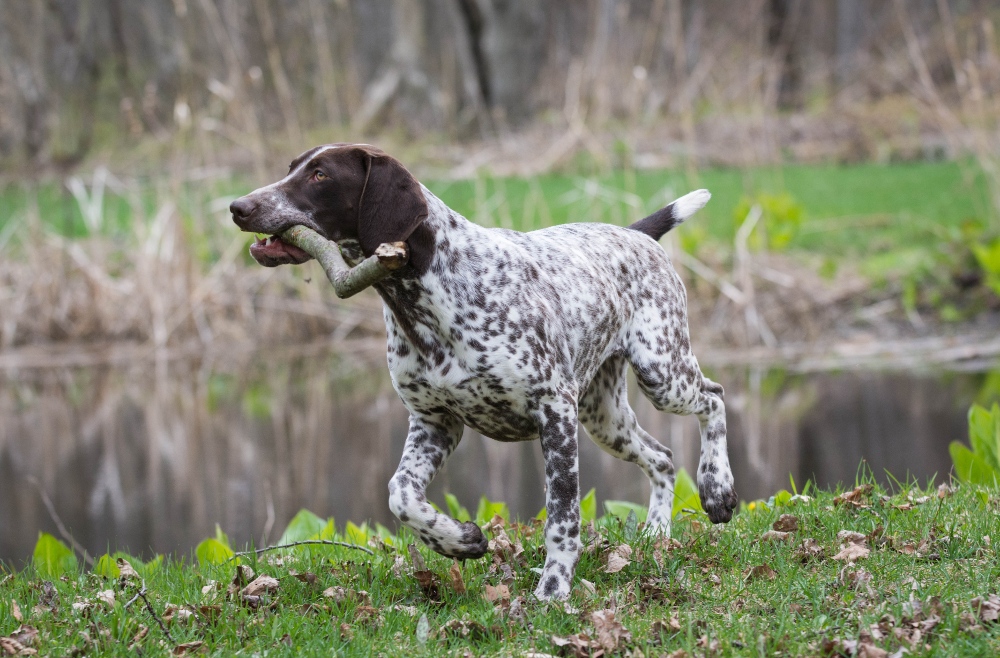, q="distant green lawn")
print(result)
[1,160,993,269]
[428,159,993,258]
